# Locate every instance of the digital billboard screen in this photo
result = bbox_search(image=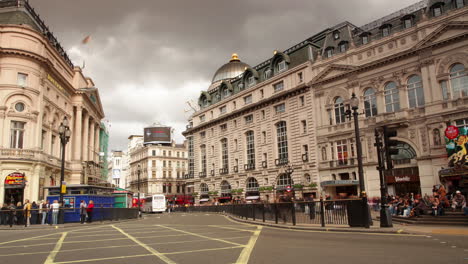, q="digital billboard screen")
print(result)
[144,127,171,144]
